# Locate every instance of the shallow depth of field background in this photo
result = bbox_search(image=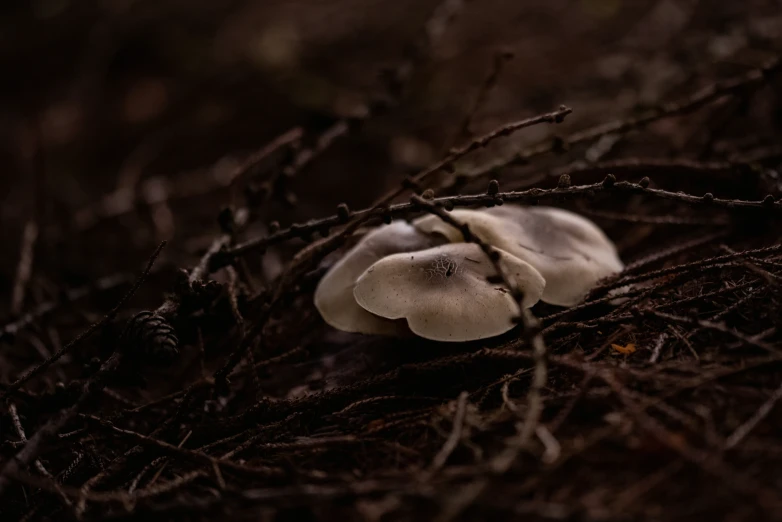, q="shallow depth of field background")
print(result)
[3,0,780,281]
[1,1,782,521]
